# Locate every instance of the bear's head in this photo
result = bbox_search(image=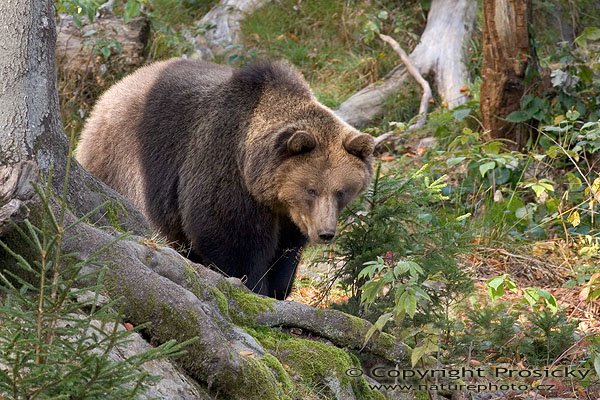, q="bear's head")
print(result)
[244,94,374,244]
[272,125,374,243]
